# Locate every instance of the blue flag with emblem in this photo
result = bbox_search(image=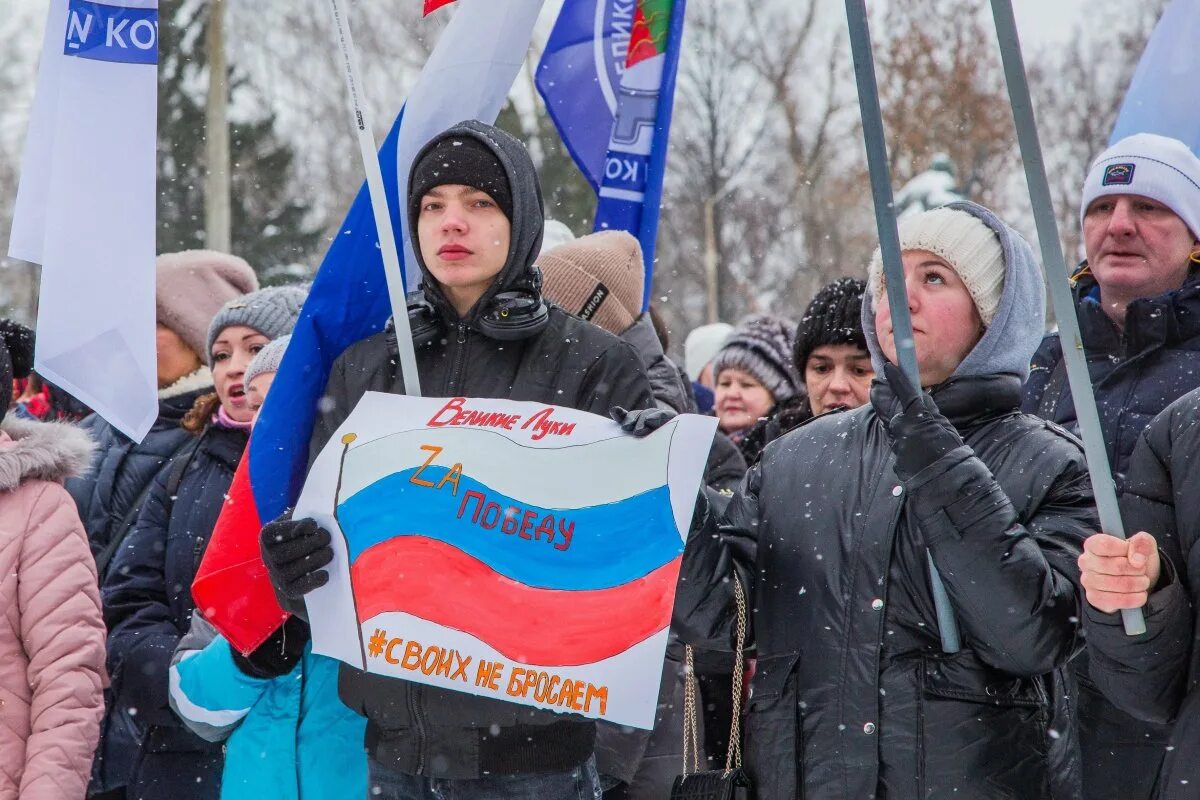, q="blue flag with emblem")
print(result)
[537,0,687,308]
